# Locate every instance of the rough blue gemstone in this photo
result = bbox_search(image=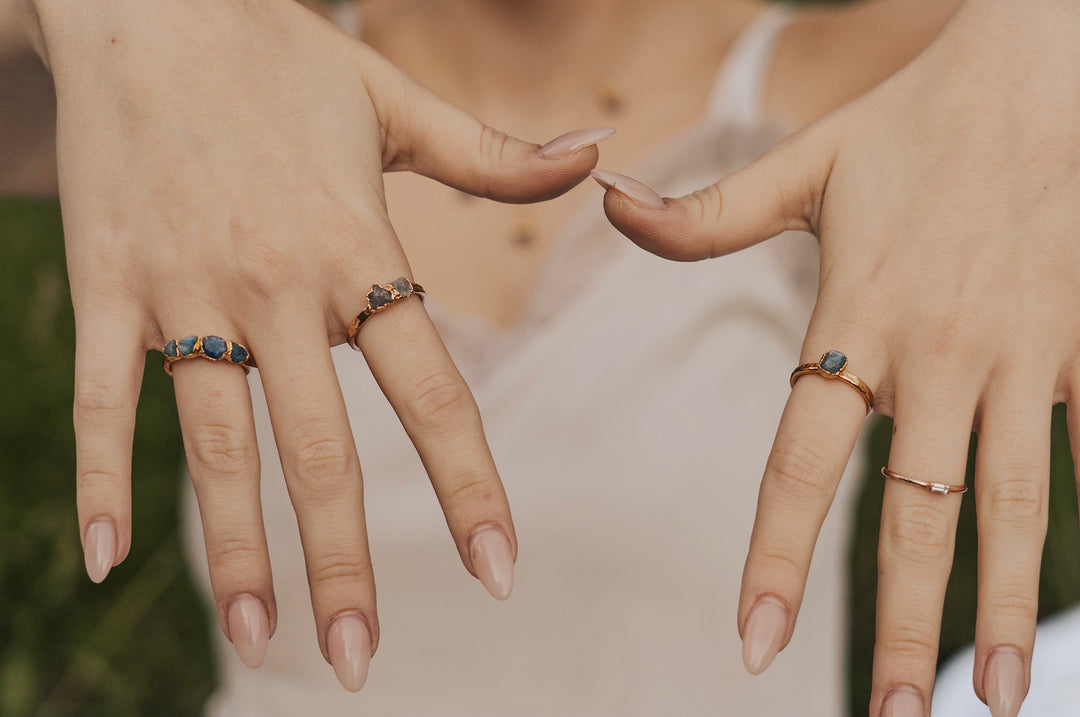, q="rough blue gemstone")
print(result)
[230,344,249,364]
[368,285,394,310]
[390,277,412,298]
[178,335,198,356]
[202,335,227,359]
[163,339,178,358]
[820,350,847,375]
